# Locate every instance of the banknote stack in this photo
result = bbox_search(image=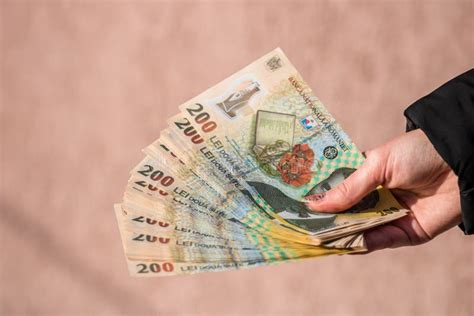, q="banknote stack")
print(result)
[115,48,407,277]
